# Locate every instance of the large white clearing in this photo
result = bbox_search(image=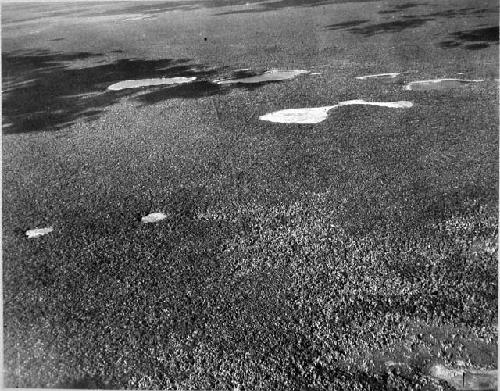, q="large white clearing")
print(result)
[404,78,484,91]
[214,69,309,85]
[108,76,197,91]
[259,106,337,124]
[259,99,413,124]
[26,227,53,238]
